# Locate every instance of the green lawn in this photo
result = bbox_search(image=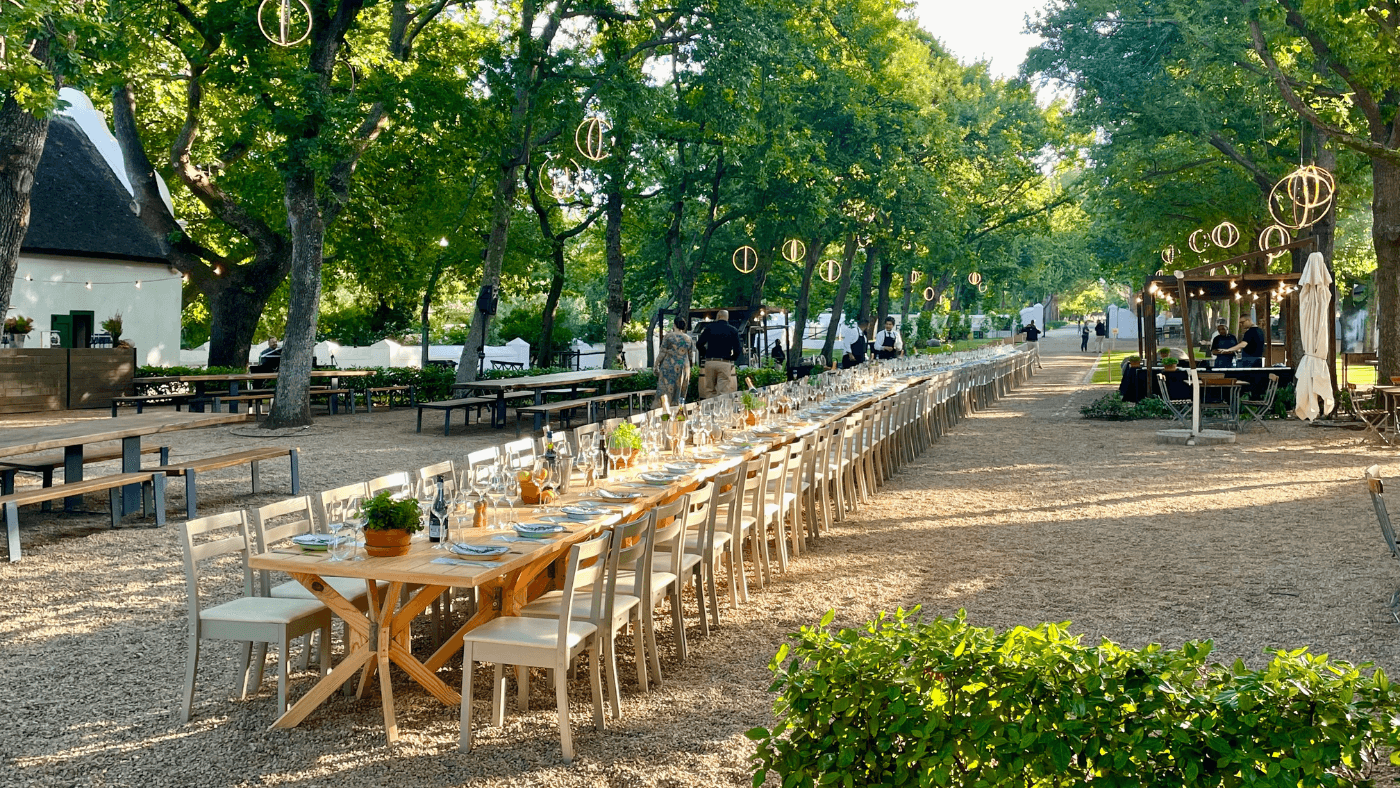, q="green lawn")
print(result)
[1090,351,1379,386]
